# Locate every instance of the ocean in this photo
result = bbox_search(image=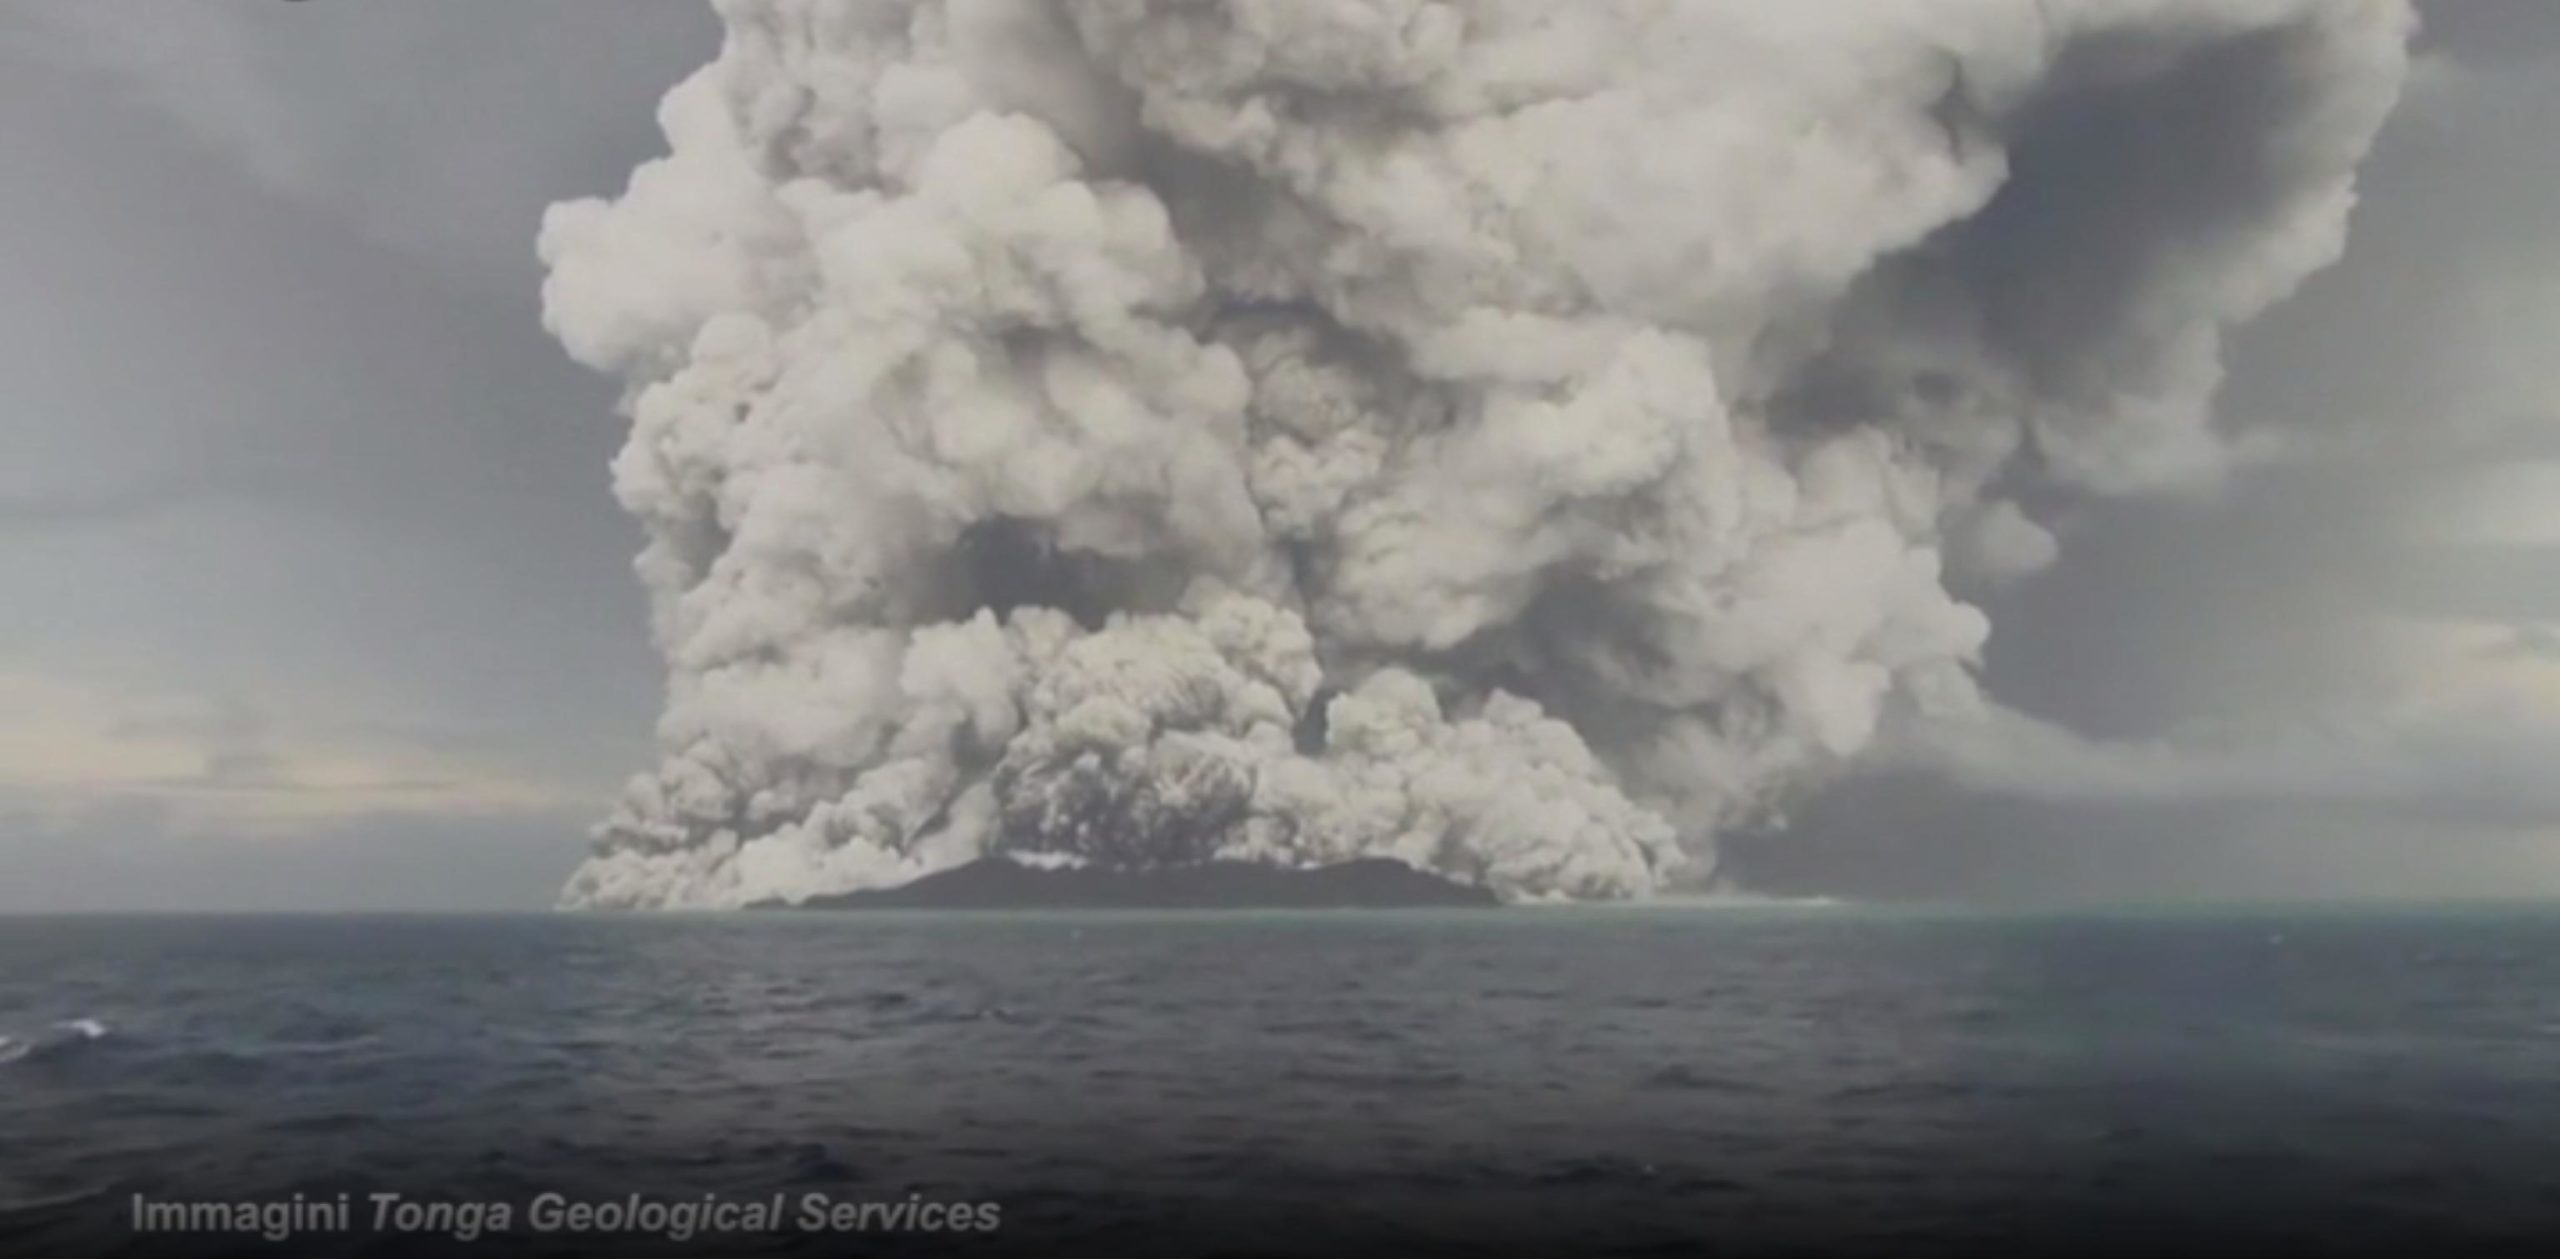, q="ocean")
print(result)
[5,902,2560,1257]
